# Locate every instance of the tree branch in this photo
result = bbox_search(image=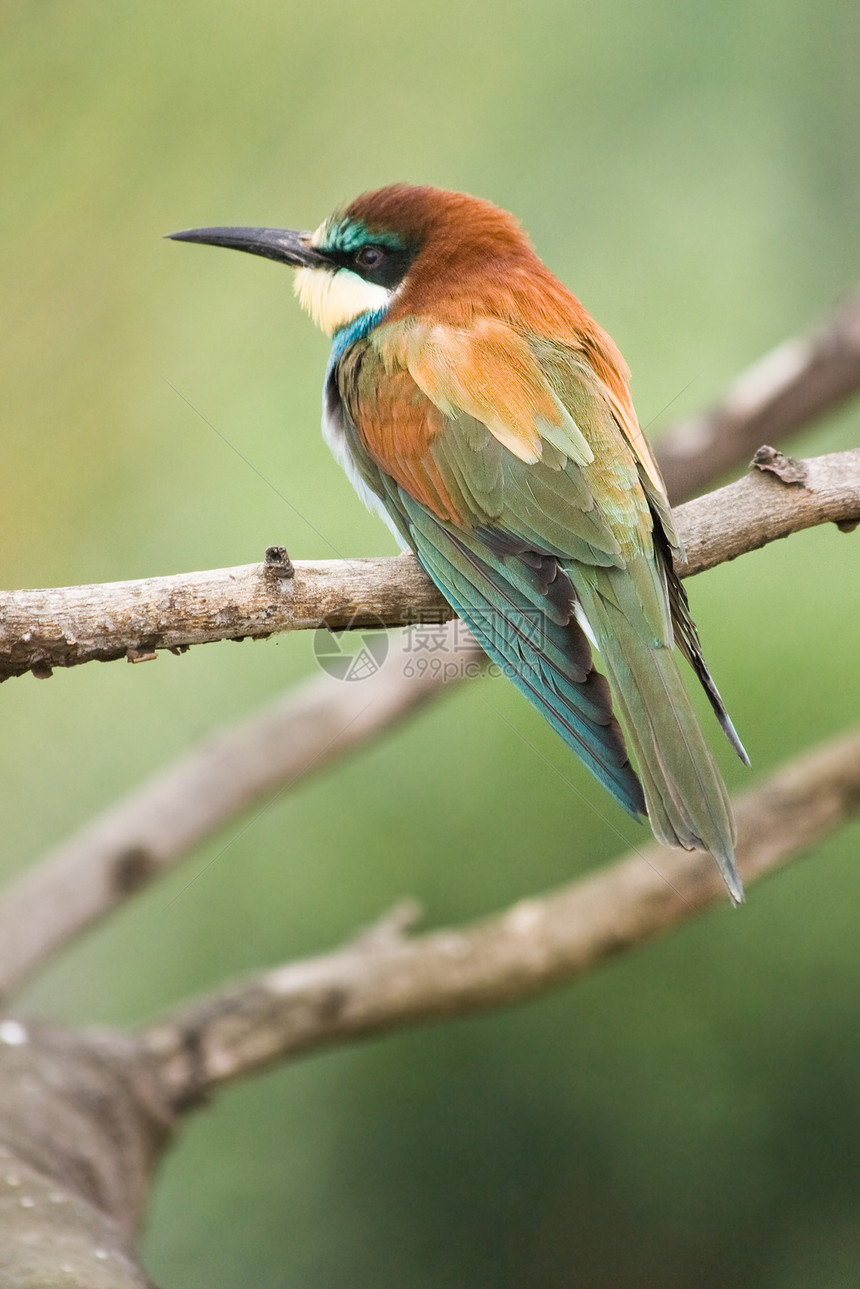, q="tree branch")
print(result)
[0,293,857,1286]
[0,1021,171,1288]
[141,725,860,1108]
[0,627,478,1000]
[0,552,451,683]
[3,723,858,1289]
[673,445,860,574]
[1,448,858,682]
[0,447,856,998]
[658,288,860,502]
